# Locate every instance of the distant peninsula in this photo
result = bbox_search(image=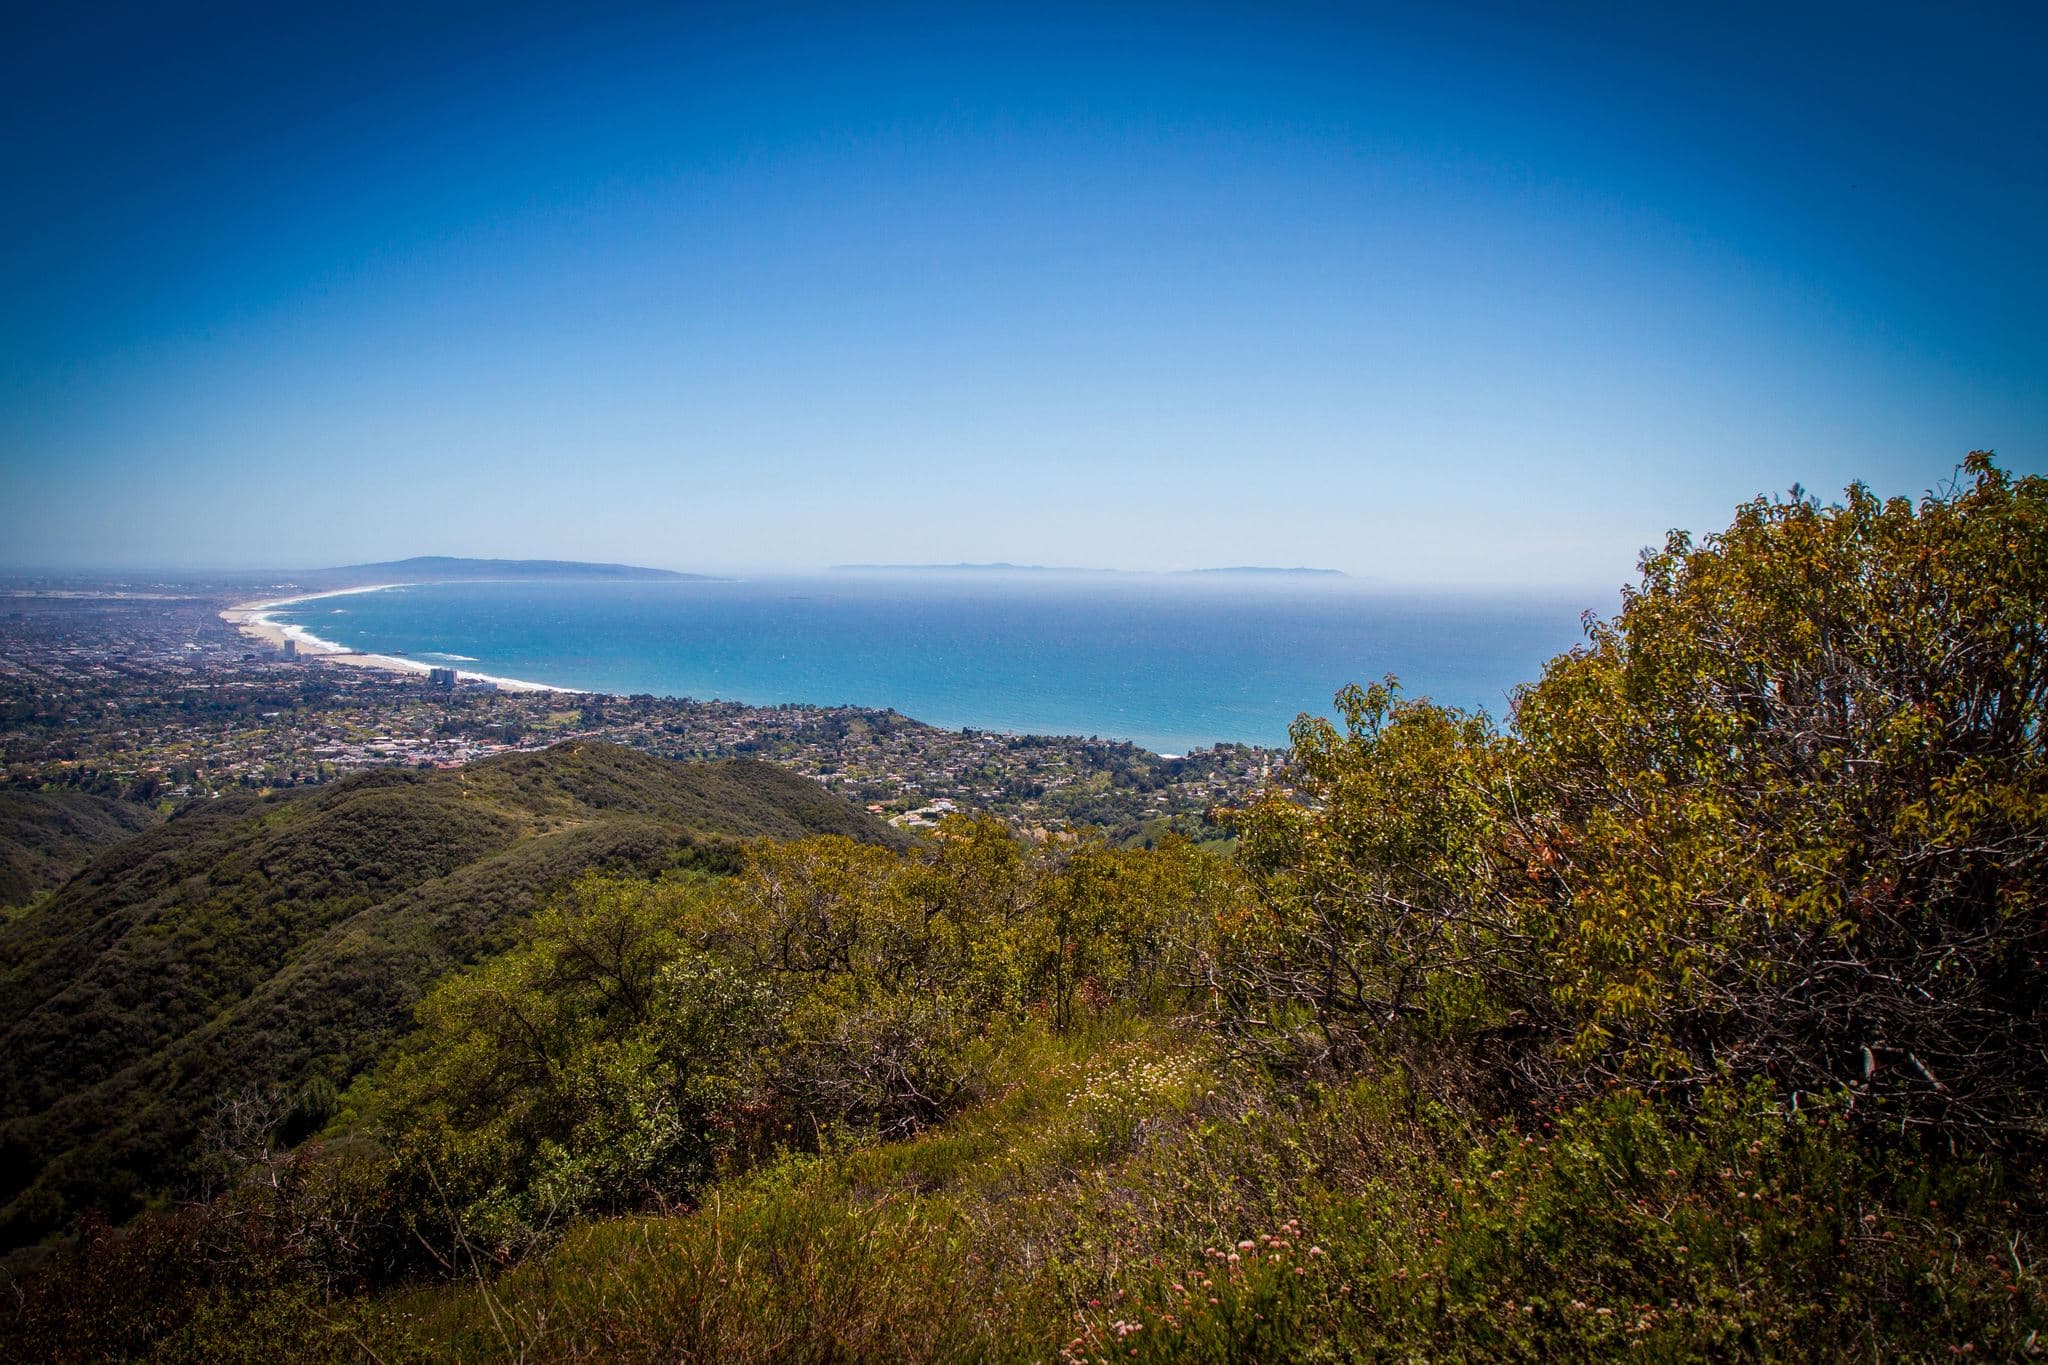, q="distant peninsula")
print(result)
[313,556,710,585]
[835,562,1347,577]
